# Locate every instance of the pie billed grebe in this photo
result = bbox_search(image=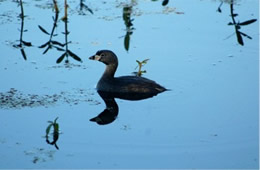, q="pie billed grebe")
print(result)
[89,50,167,96]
